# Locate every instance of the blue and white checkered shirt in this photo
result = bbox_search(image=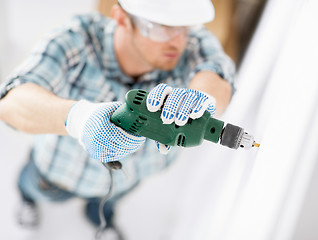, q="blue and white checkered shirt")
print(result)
[1,13,235,198]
